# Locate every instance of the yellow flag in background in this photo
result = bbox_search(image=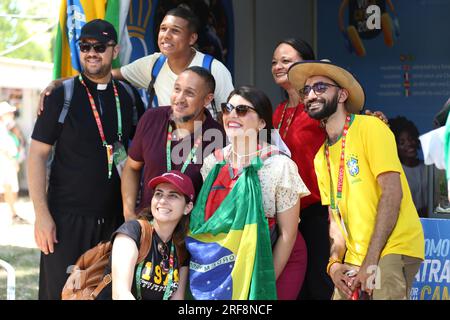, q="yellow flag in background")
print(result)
[53,0,108,78]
